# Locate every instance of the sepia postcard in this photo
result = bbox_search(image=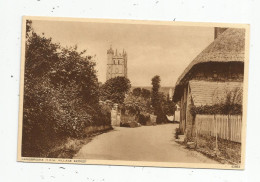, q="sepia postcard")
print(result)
[18,16,250,169]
